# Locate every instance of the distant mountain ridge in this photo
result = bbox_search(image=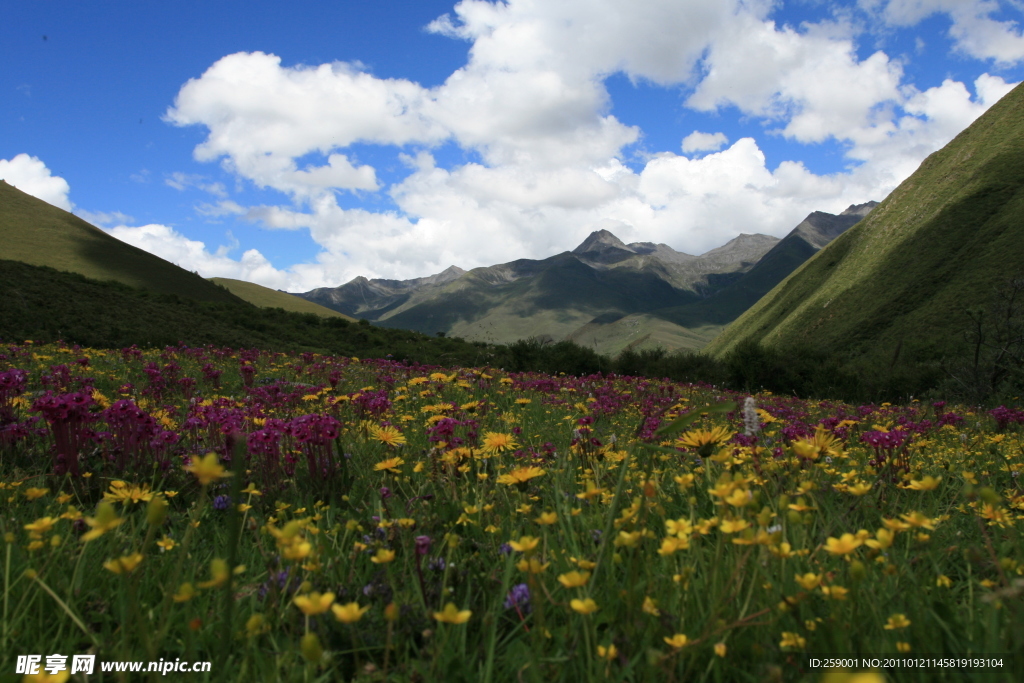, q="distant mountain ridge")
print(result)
[569,202,876,354]
[295,205,872,353]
